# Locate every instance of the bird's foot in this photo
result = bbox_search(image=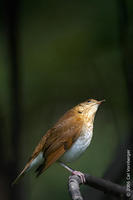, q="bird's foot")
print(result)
[58,161,86,183]
[71,170,86,183]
